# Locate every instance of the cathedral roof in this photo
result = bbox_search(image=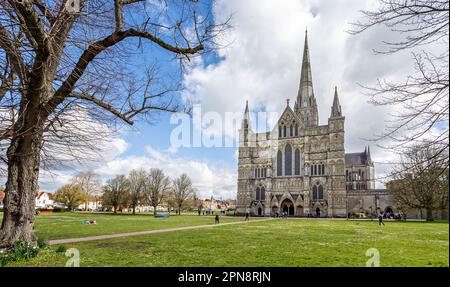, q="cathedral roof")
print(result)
[345,147,372,166]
